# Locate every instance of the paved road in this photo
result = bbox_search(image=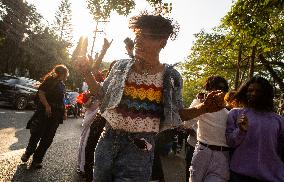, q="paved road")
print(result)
[0,106,83,181]
[0,106,186,182]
